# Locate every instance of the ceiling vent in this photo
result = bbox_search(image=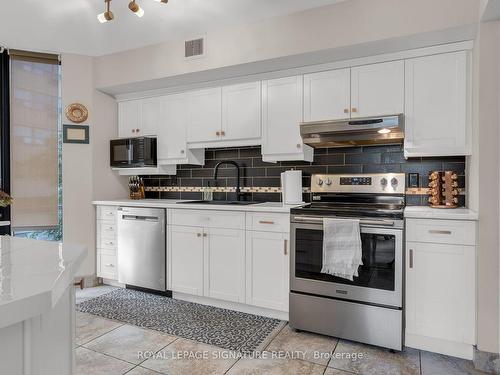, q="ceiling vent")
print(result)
[185,38,204,59]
